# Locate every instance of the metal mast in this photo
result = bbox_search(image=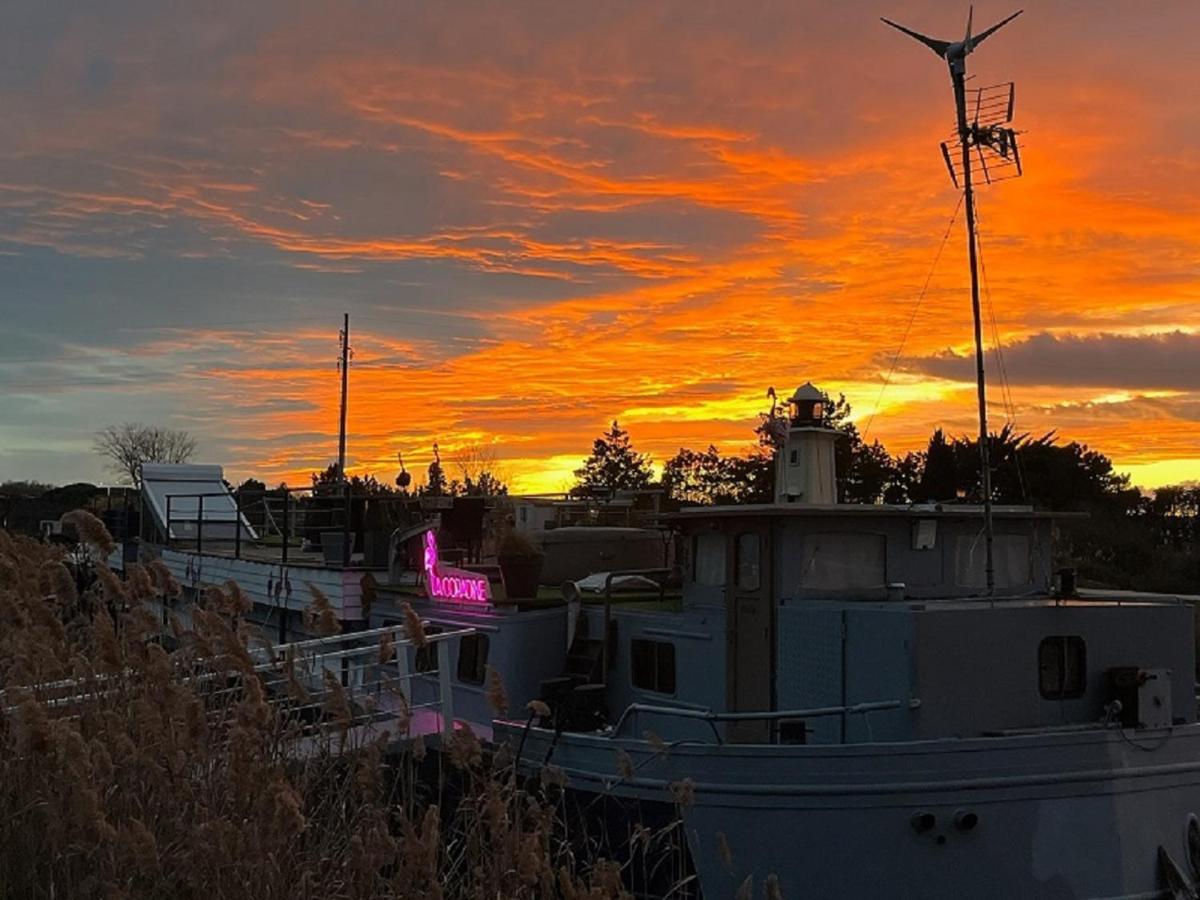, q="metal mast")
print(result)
[882,7,1024,596]
[337,312,350,482]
